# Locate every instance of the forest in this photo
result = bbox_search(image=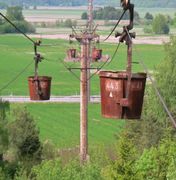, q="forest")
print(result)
[0,0,176,7]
